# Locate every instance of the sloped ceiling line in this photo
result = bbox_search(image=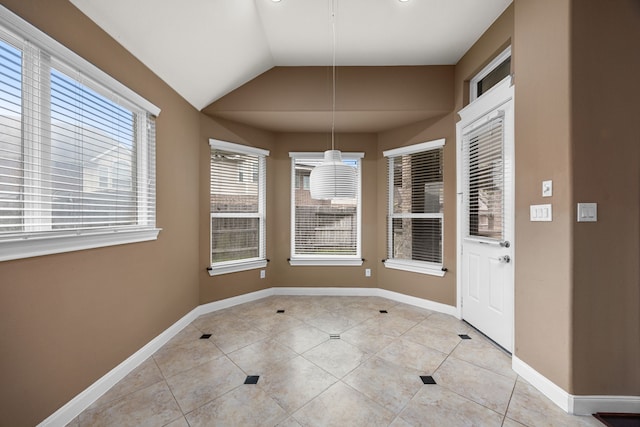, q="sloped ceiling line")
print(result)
[70,0,512,113]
